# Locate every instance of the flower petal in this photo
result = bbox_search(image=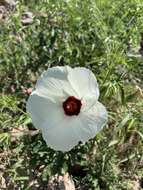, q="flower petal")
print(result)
[42,116,83,152]
[26,92,63,130]
[67,67,99,99]
[77,101,108,142]
[35,66,78,101]
[81,95,97,112]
